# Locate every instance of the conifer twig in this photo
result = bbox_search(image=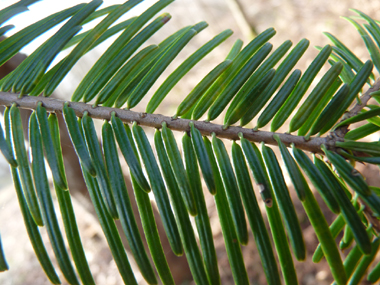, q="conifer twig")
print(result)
[0,92,333,154]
